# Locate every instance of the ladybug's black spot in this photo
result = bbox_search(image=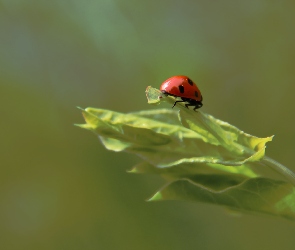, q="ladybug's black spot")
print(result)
[187,78,194,86]
[195,91,199,98]
[178,85,185,93]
